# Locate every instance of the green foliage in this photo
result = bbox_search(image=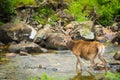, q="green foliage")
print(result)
[0,21,4,26]
[28,73,66,80]
[29,76,38,80]
[65,0,88,22]
[34,6,59,25]
[66,0,120,26]
[40,73,54,80]
[104,72,120,80]
[0,0,36,23]
[66,0,99,22]
[0,0,15,22]
[38,7,53,17]
[98,5,113,26]
[97,0,120,26]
